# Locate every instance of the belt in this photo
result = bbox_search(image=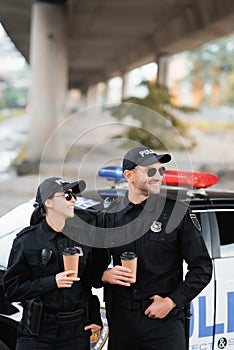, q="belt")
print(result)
[42,307,85,324]
[113,294,152,311]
